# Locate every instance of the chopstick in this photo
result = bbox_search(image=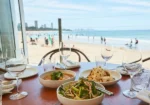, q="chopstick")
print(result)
[96,86,114,96]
